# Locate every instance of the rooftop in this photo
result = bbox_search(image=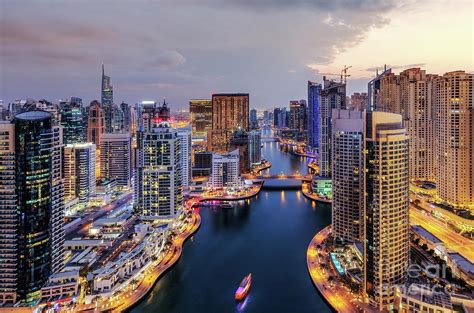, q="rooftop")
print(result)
[15,110,52,121]
[411,225,442,244]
